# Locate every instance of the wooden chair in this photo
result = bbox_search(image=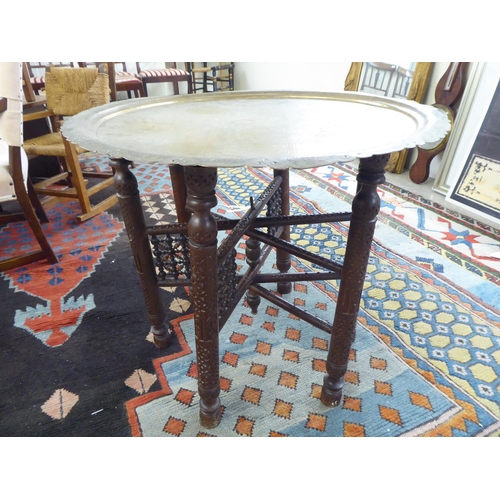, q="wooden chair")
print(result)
[0,62,57,271]
[393,66,415,99]
[25,62,75,95]
[188,62,235,93]
[78,62,145,100]
[359,62,397,96]
[135,62,192,96]
[22,65,118,222]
